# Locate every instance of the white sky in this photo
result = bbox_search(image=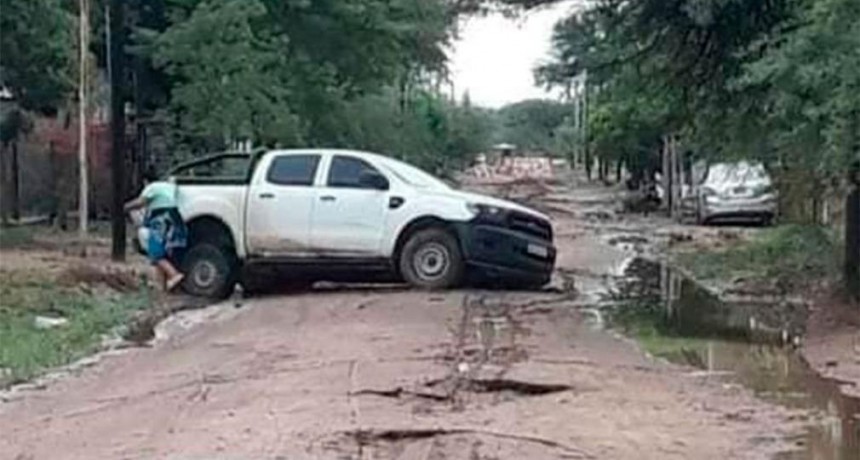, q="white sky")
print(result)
[449,1,582,108]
